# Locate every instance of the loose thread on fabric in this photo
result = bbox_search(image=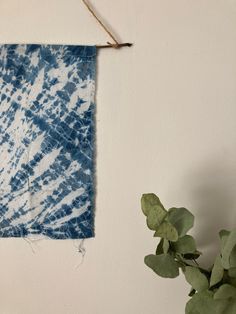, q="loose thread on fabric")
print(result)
[23,237,36,254]
[23,237,45,254]
[81,0,133,49]
[74,239,86,269]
